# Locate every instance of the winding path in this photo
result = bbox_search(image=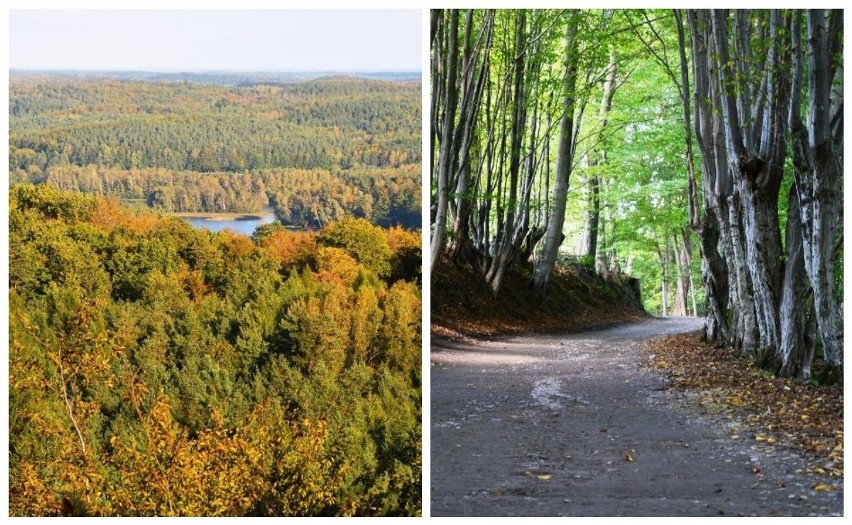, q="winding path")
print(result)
[430,318,842,516]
